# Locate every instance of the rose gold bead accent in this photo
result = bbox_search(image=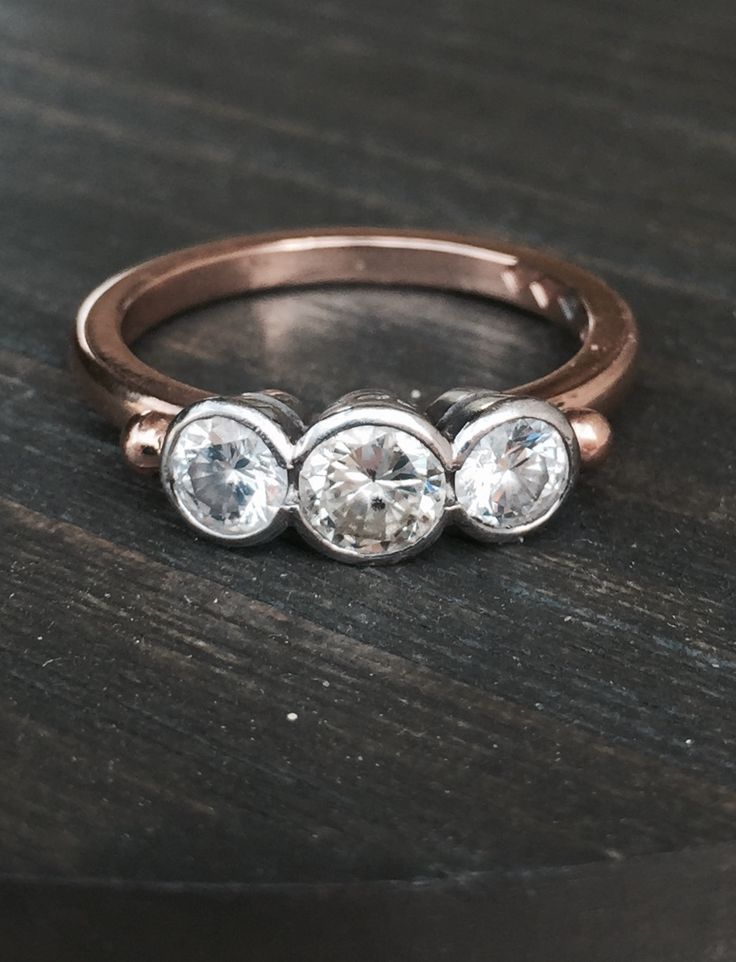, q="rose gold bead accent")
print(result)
[567,408,613,468]
[121,411,172,475]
